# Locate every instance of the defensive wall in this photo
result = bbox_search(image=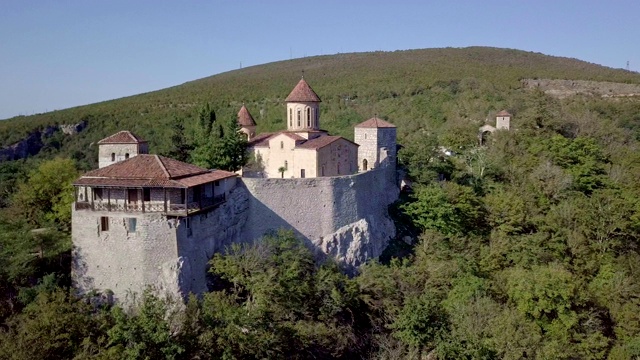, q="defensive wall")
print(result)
[241,164,398,269]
